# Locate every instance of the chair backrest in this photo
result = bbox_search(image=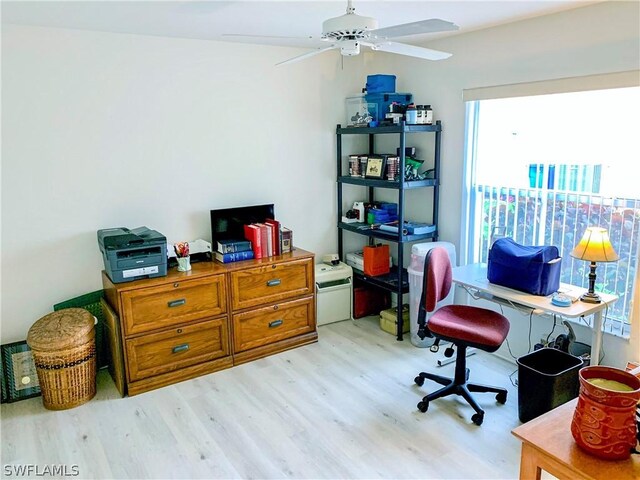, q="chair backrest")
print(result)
[424,247,453,313]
